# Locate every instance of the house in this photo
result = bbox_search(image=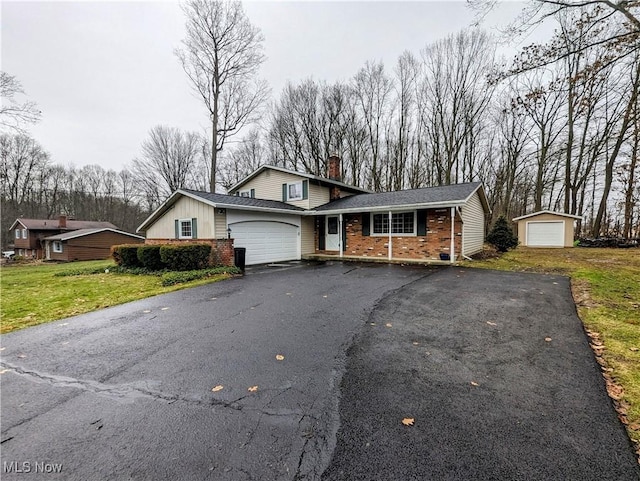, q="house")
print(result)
[137,156,490,266]
[513,211,582,248]
[8,216,135,260]
[43,228,144,261]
